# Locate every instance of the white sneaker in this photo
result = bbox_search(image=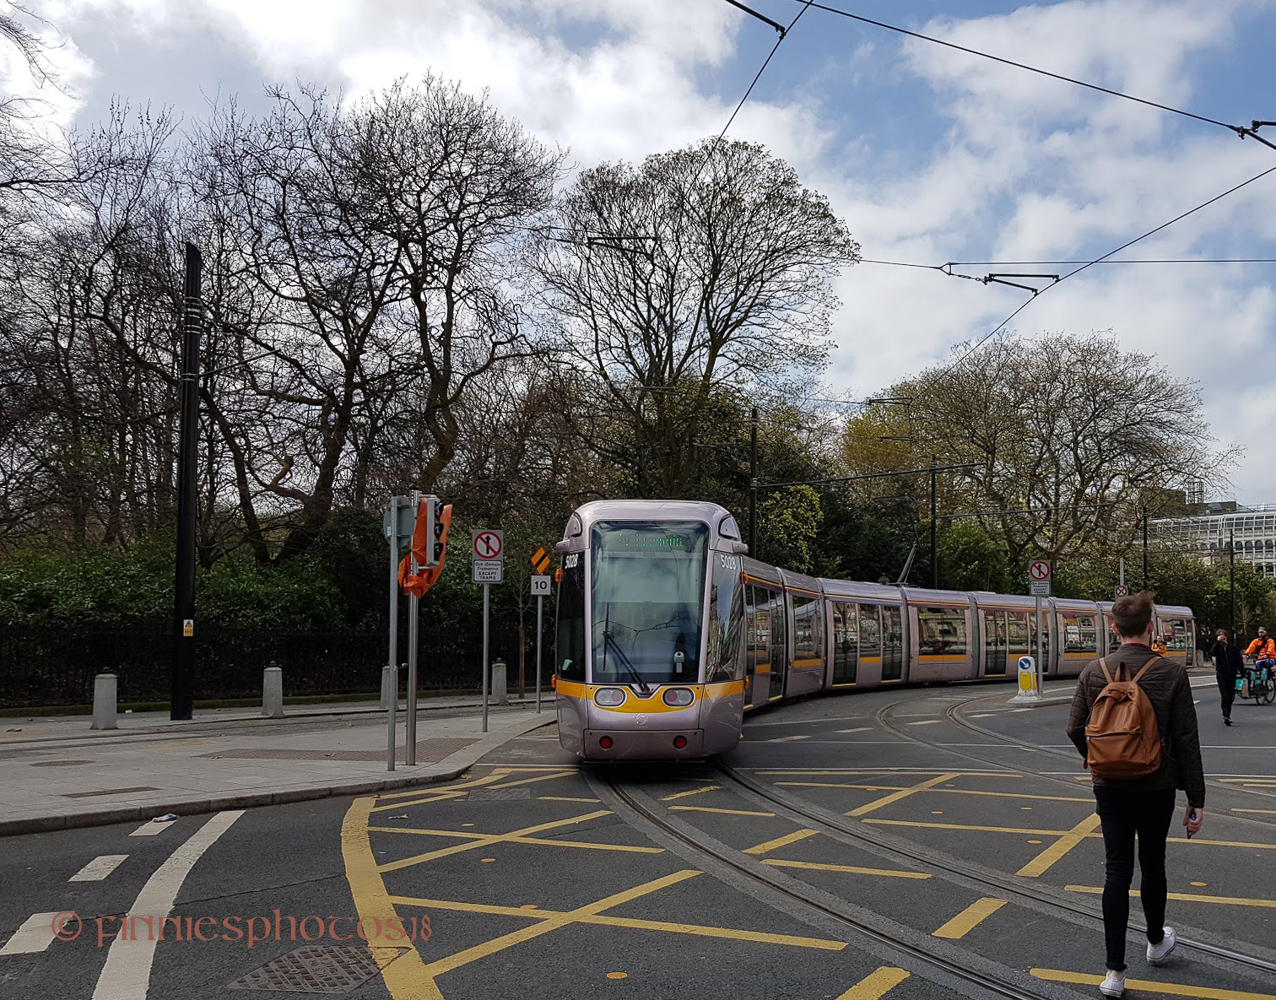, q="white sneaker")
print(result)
[1100,969,1125,997]
[1147,926,1177,965]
